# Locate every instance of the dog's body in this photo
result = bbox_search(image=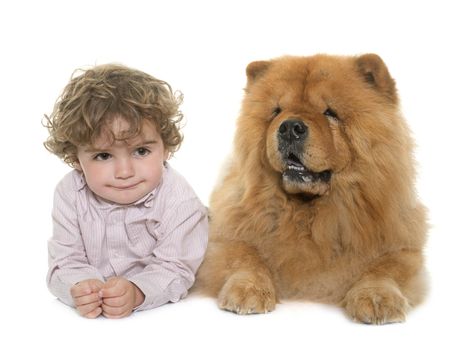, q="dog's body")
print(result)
[194,54,427,324]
